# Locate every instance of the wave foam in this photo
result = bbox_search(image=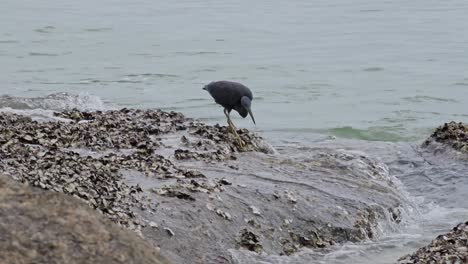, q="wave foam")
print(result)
[0,92,108,111]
